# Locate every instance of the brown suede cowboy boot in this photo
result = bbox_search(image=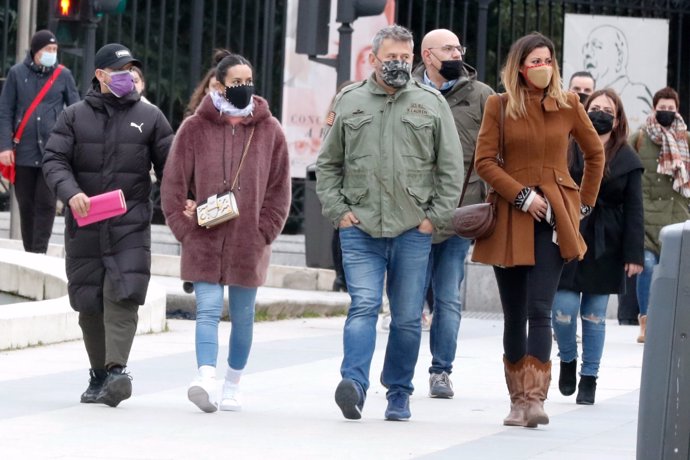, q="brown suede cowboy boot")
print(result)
[503,355,528,426]
[523,355,551,428]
